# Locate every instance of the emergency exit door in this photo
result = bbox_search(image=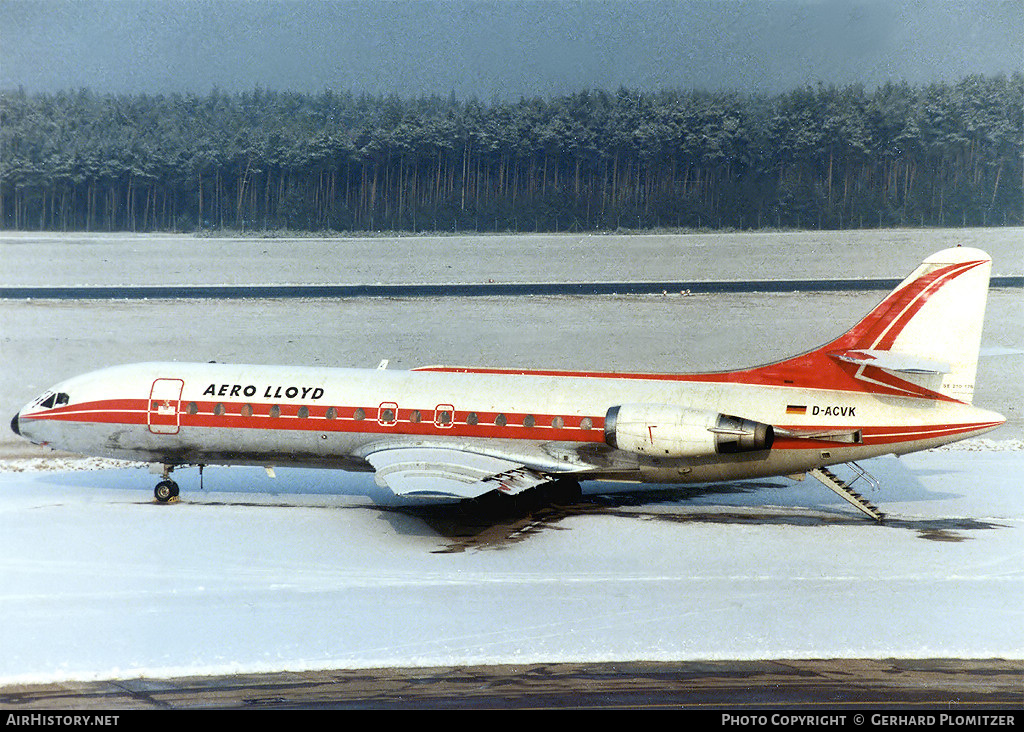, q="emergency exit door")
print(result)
[148,378,184,434]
